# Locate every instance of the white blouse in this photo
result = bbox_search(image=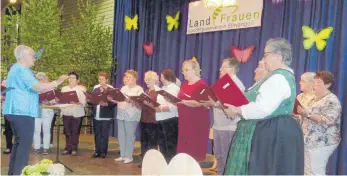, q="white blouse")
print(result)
[155,83,180,121]
[61,86,86,118]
